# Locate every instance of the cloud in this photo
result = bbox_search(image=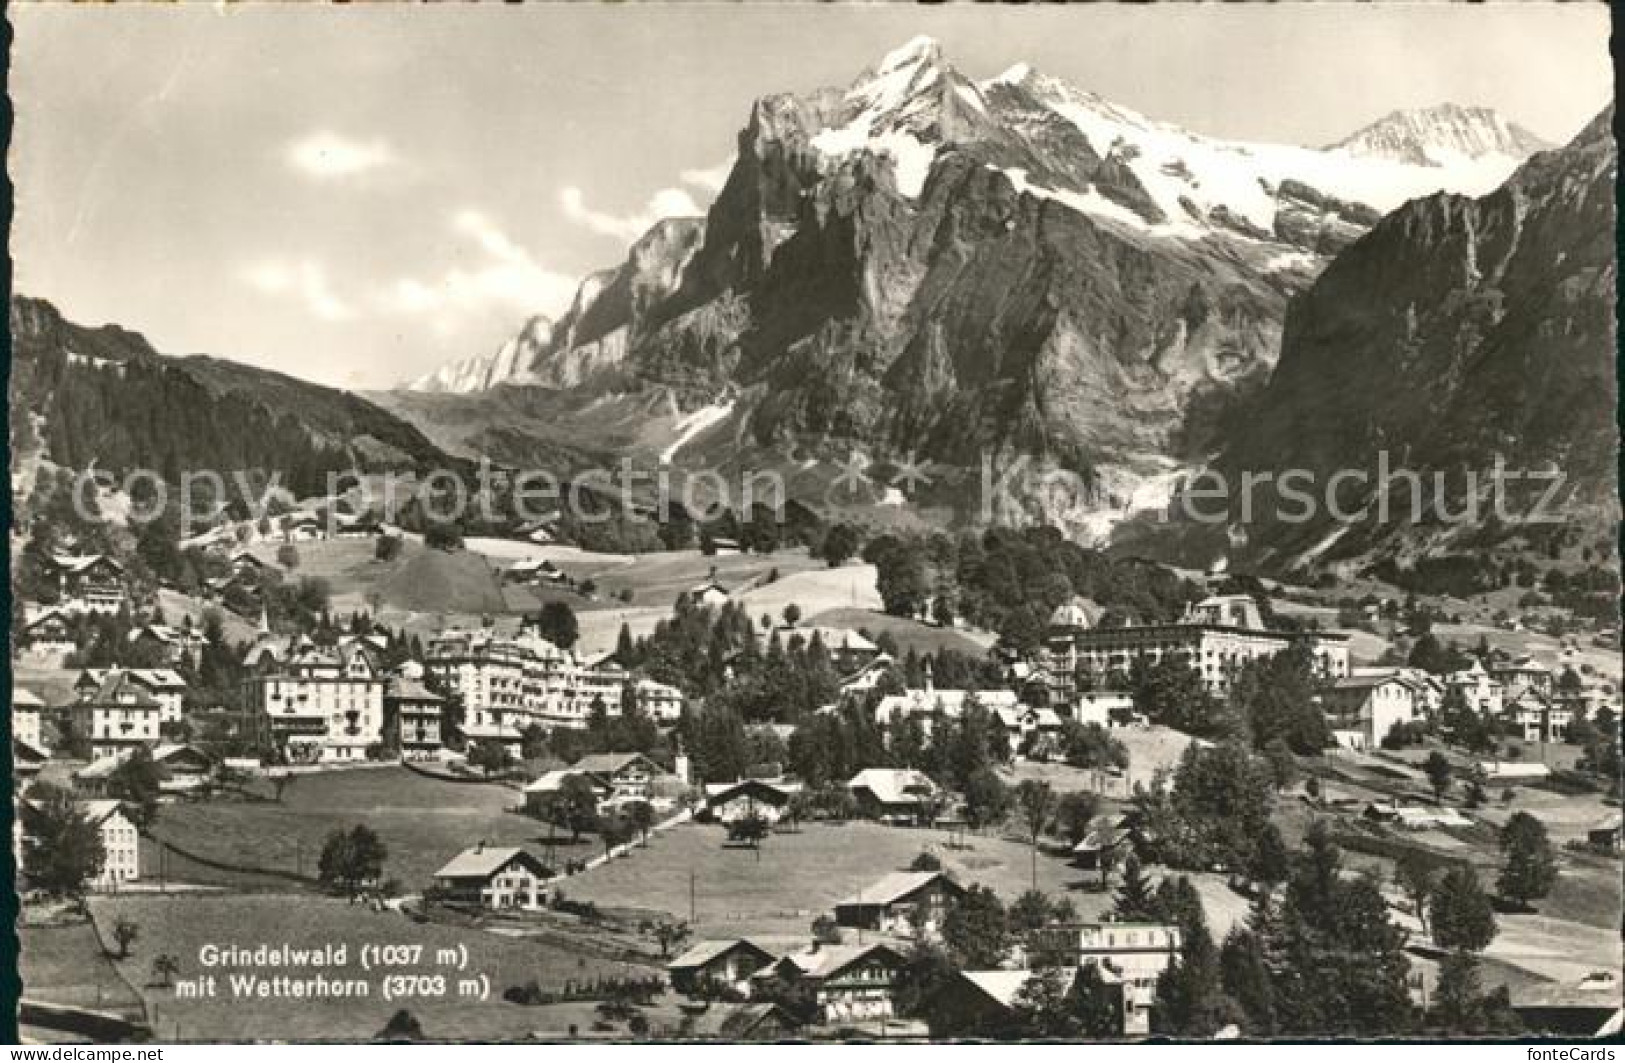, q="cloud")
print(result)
[375,210,579,334]
[680,157,735,195]
[241,258,355,321]
[285,131,396,180]
[559,184,706,243]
